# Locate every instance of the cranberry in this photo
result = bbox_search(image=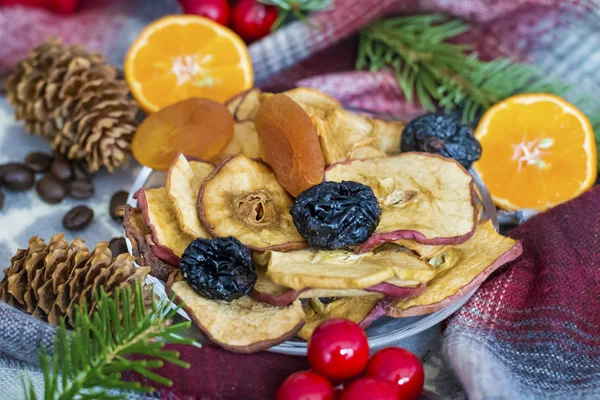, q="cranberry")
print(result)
[339,377,398,400]
[179,0,230,26]
[276,371,335,400]
[231,0,278,42]
[307,319,369,381]
[365,347,425,400]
